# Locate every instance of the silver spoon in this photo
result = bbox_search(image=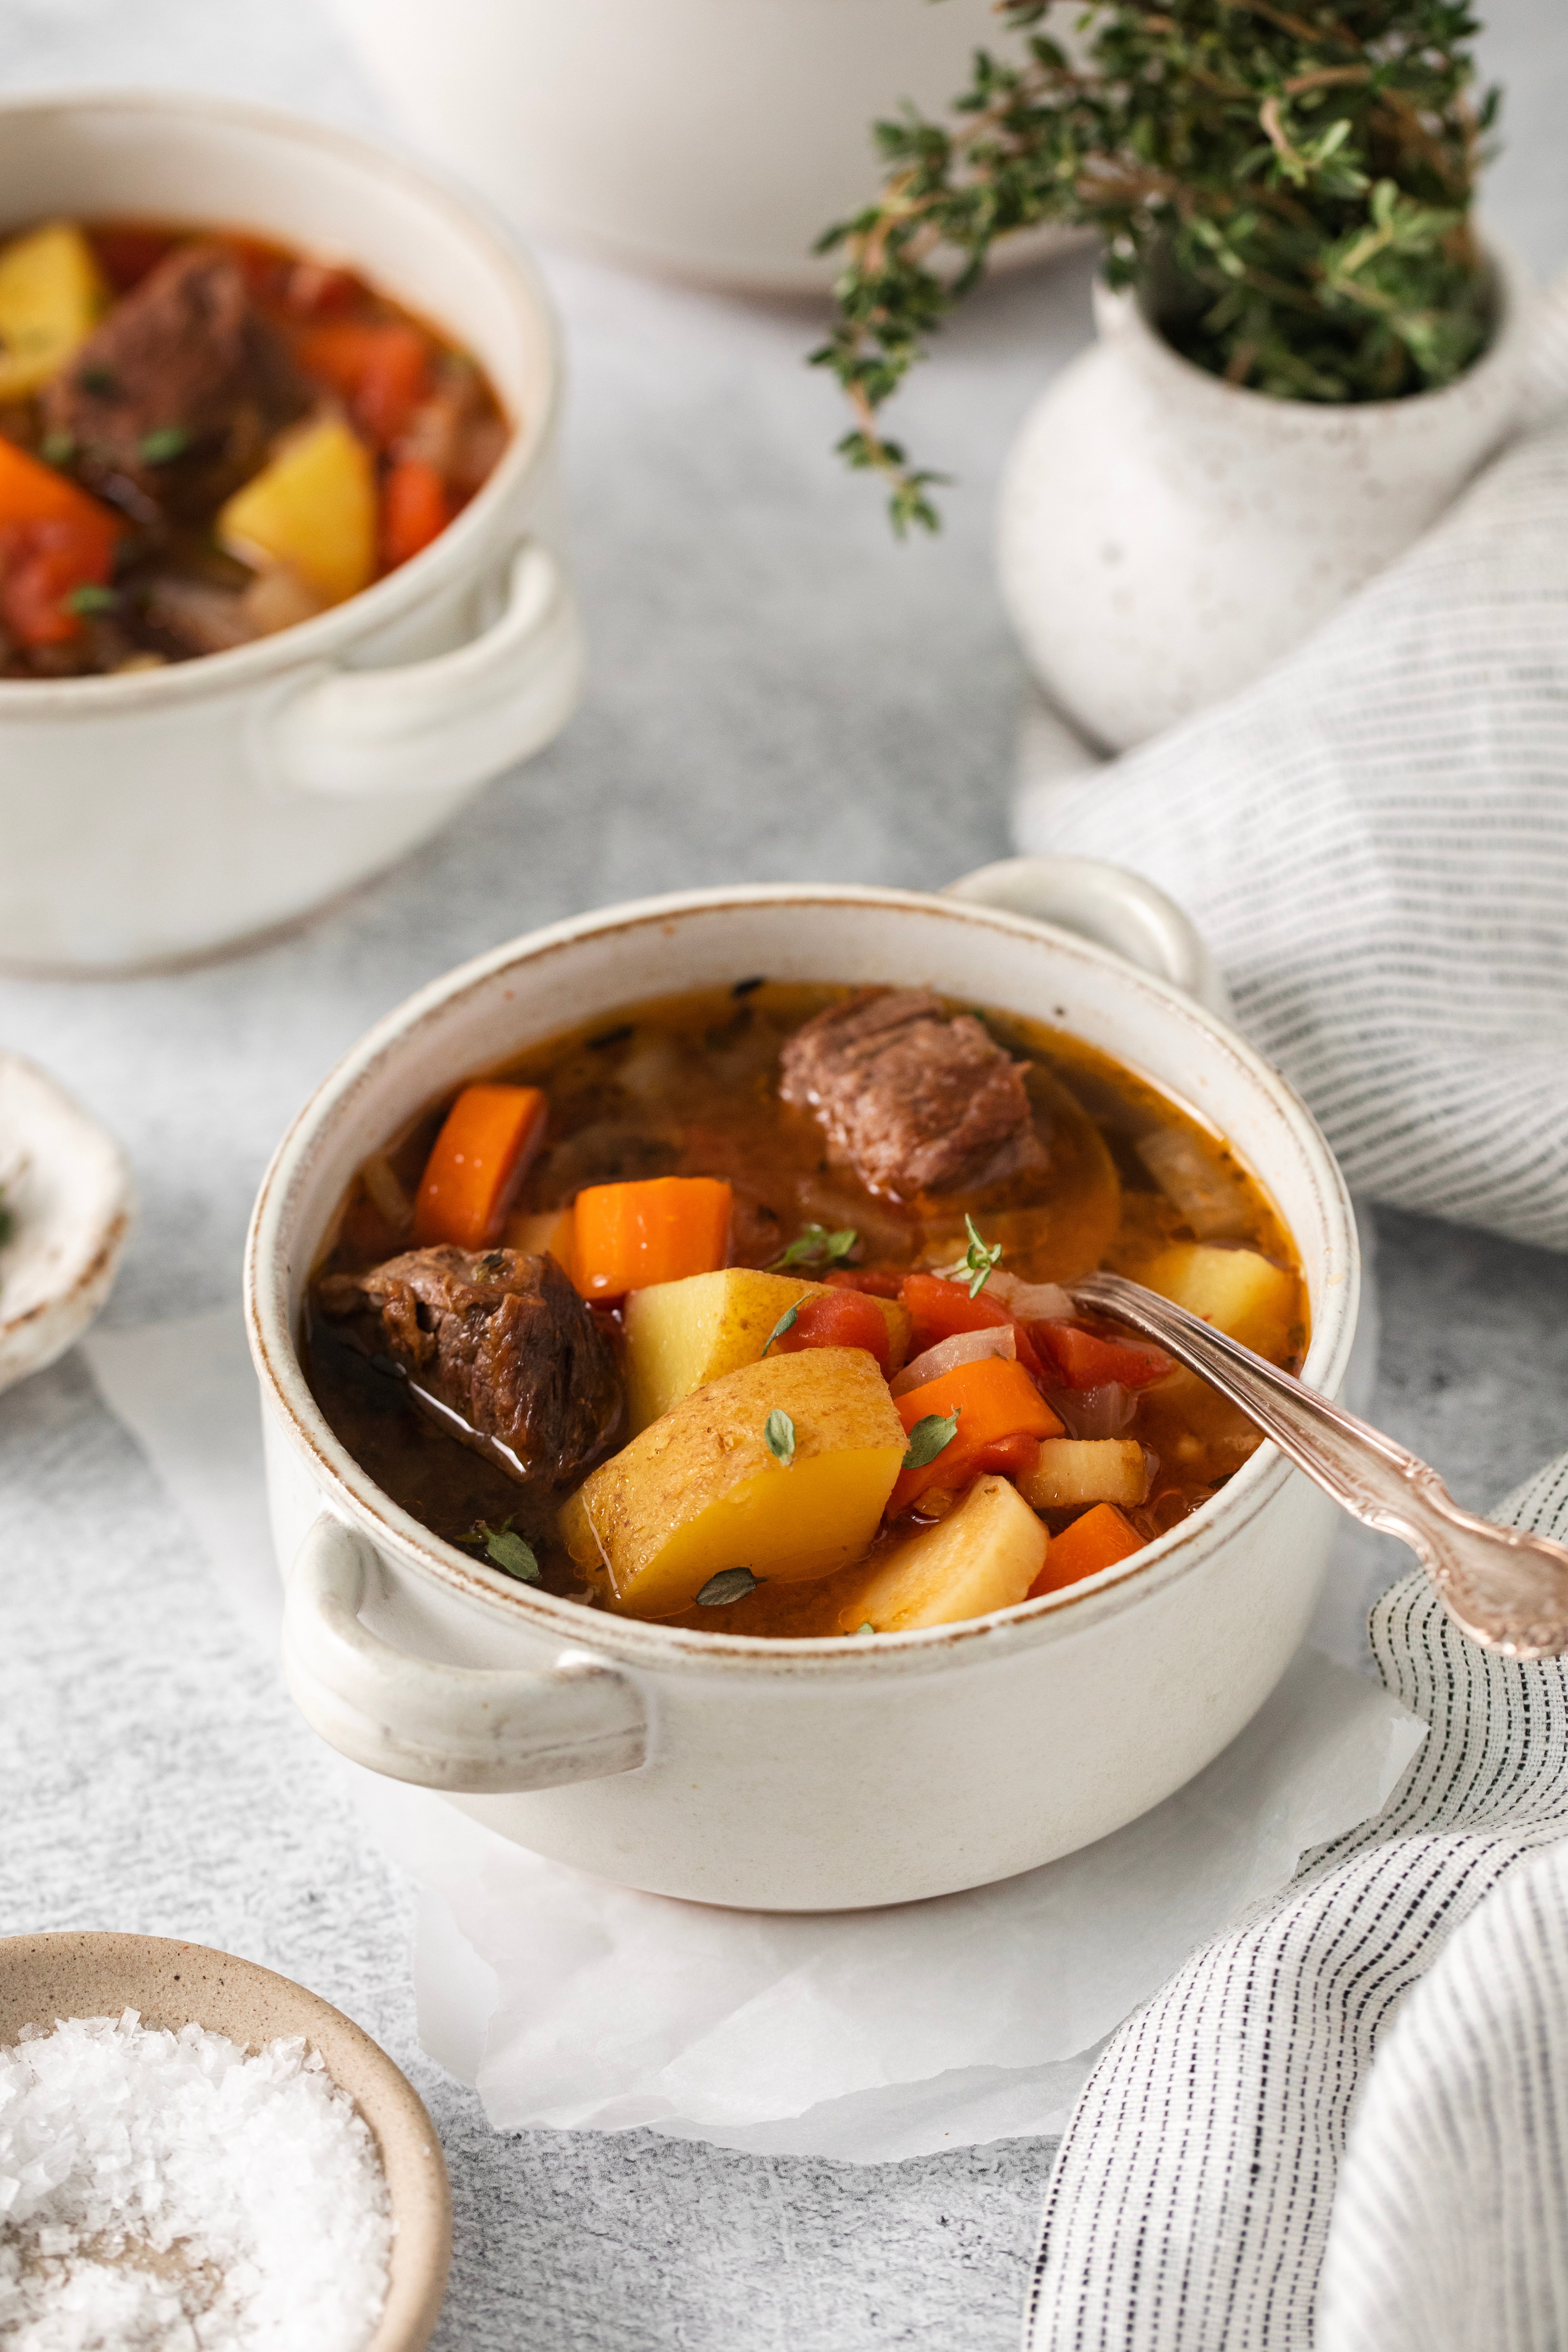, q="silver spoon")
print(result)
[1070,1269,1568,1660]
